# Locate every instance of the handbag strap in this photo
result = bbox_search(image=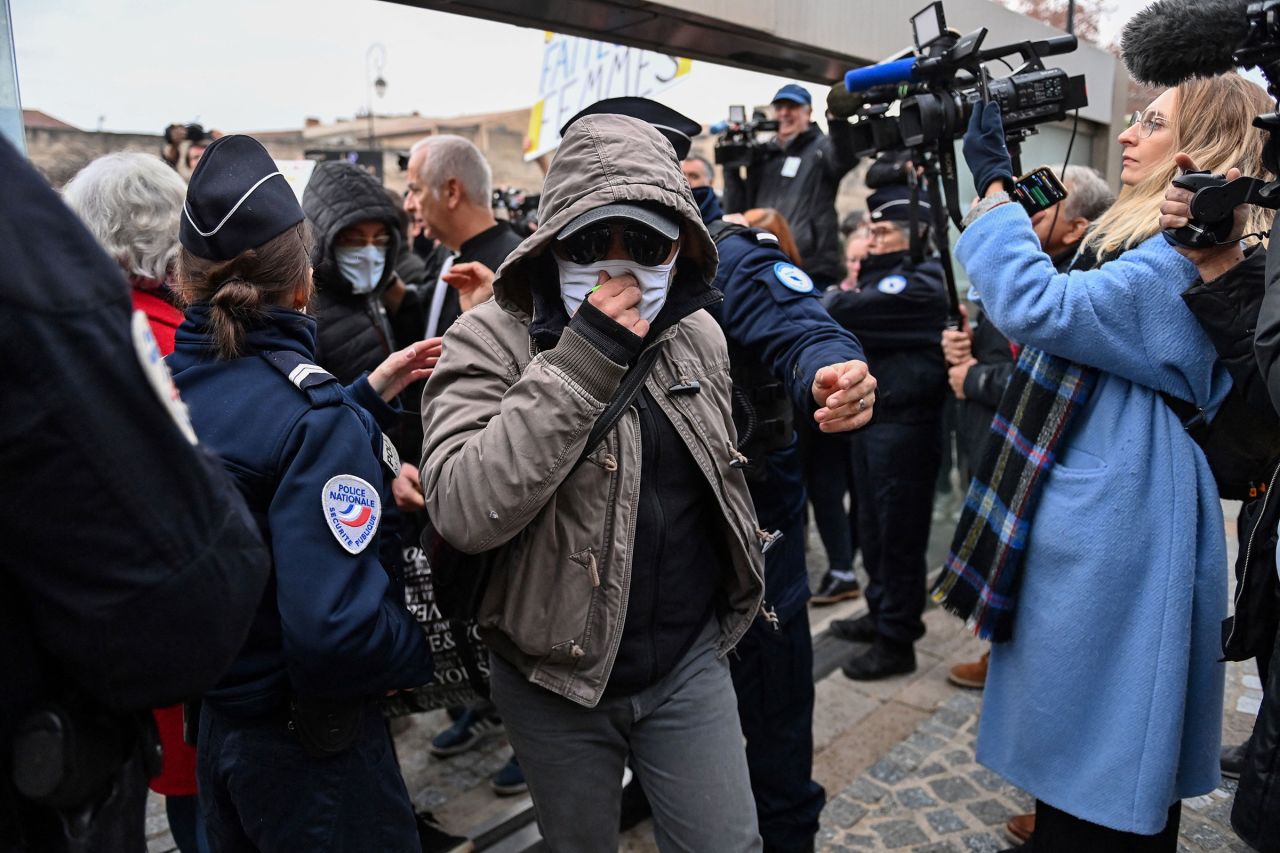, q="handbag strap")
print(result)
[572,341,666,472]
